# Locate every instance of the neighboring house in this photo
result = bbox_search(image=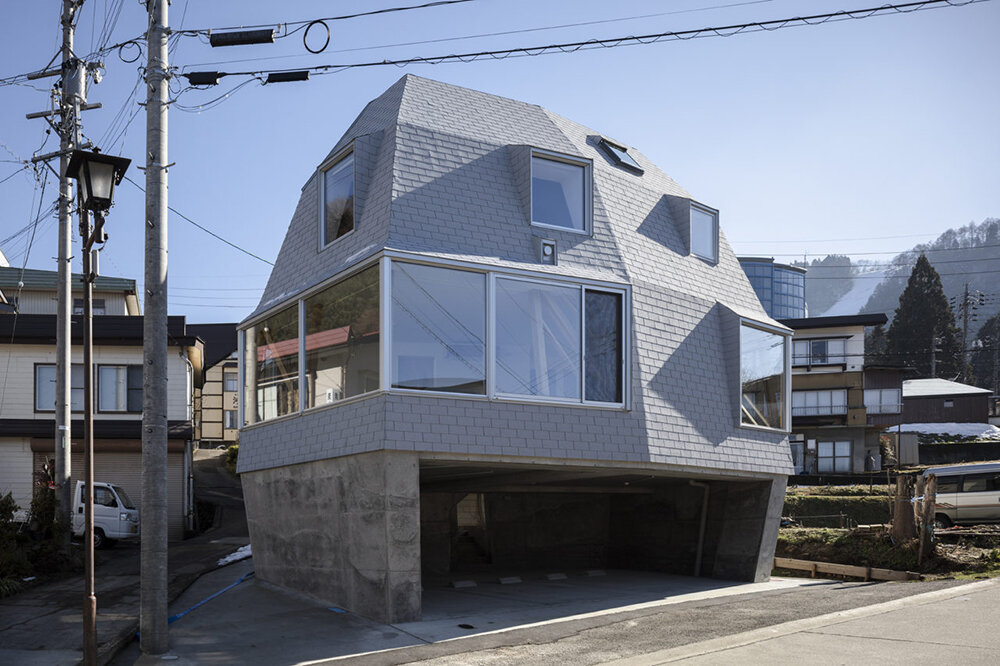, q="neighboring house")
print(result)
[188,323,239,449]
[738,257,807,319]
[902,378,991,424]
[237,75,794,623]
[0,265,141,316]
[0,266,203,540]
[779,313,907,474]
